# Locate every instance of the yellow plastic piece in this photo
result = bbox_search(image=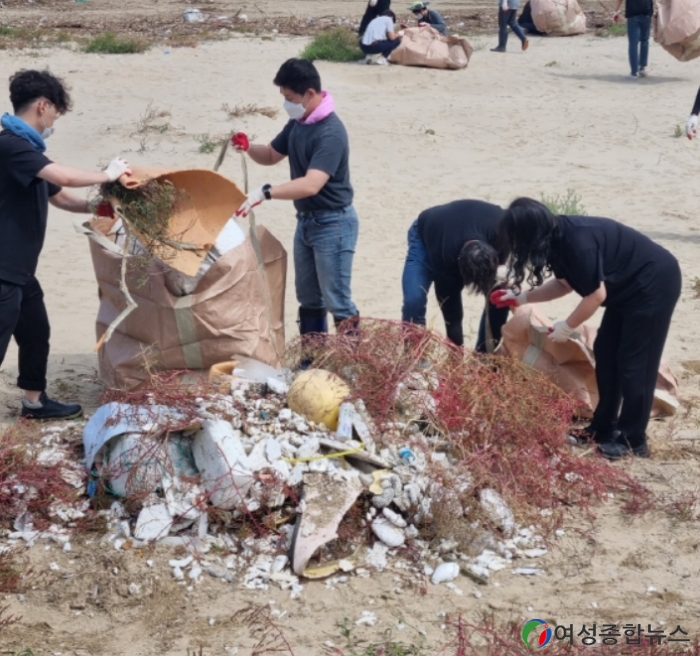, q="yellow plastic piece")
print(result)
[287,369,350,431]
